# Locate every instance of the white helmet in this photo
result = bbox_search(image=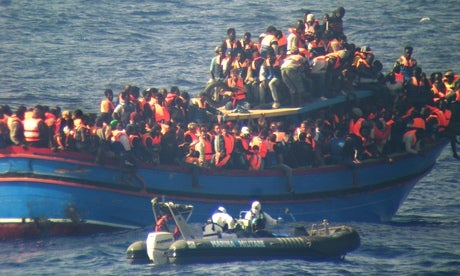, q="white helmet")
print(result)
[251,201,261,214]
[217,206,226,213]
